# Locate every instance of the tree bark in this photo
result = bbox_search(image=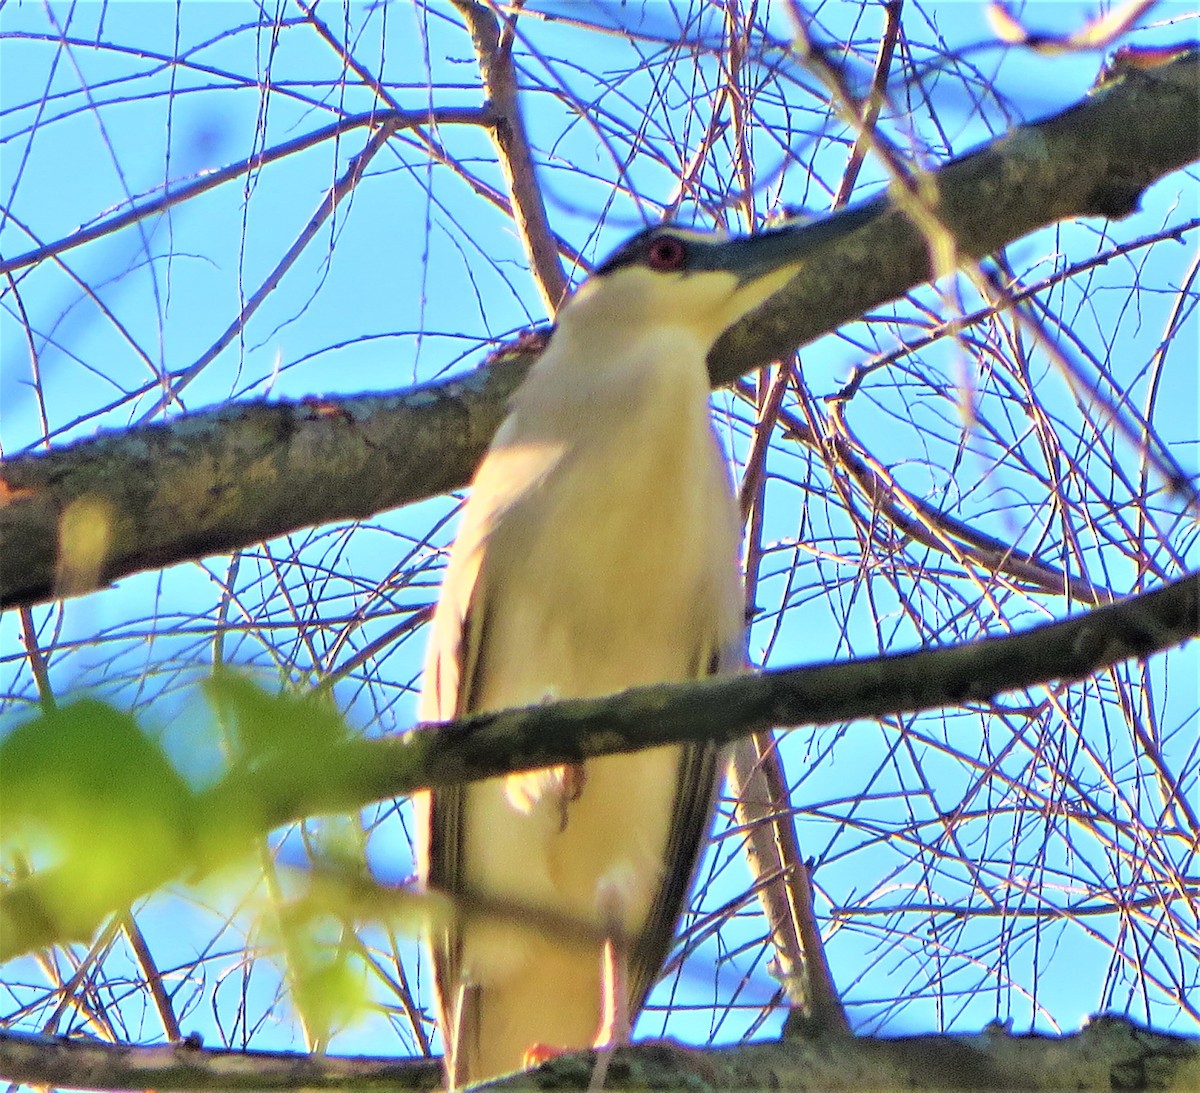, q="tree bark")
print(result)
[3,1014,1198,1091]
